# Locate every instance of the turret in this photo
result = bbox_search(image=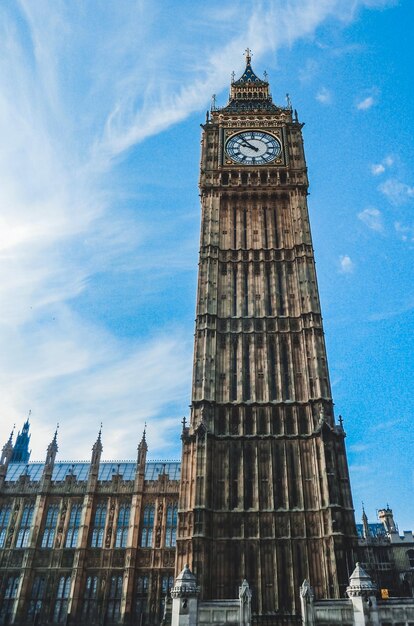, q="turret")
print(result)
[10,417,31,463]
[378,506,398,534]
[90,425,103,472]
[42,426,58,482]
[362,504,371,540]
[137,424,148,472]
[0,427,14,467]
